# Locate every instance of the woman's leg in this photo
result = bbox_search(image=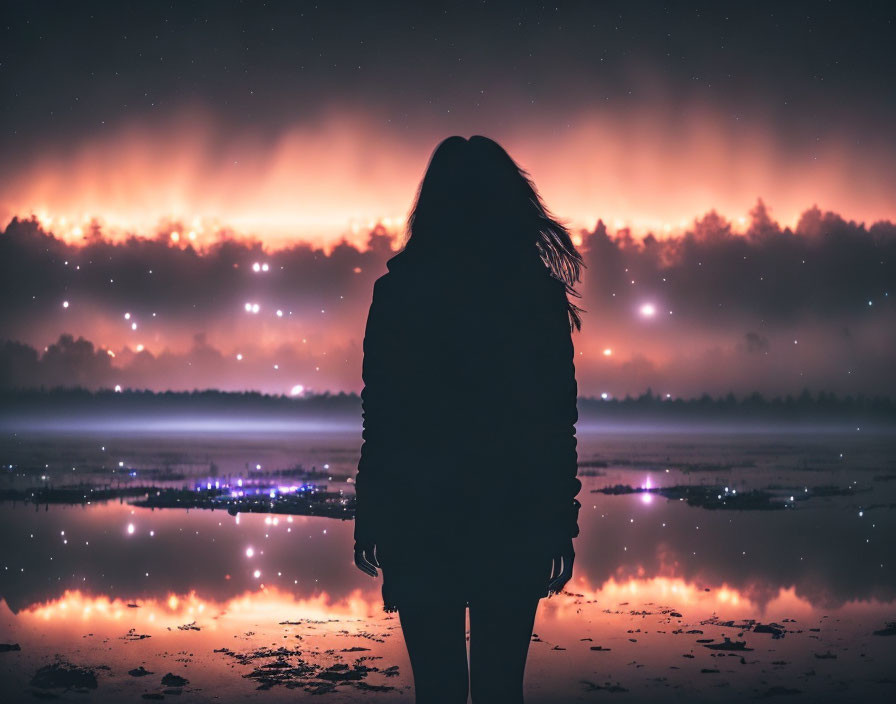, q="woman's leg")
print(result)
[398,598,469,704]
[468,595,540,704]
